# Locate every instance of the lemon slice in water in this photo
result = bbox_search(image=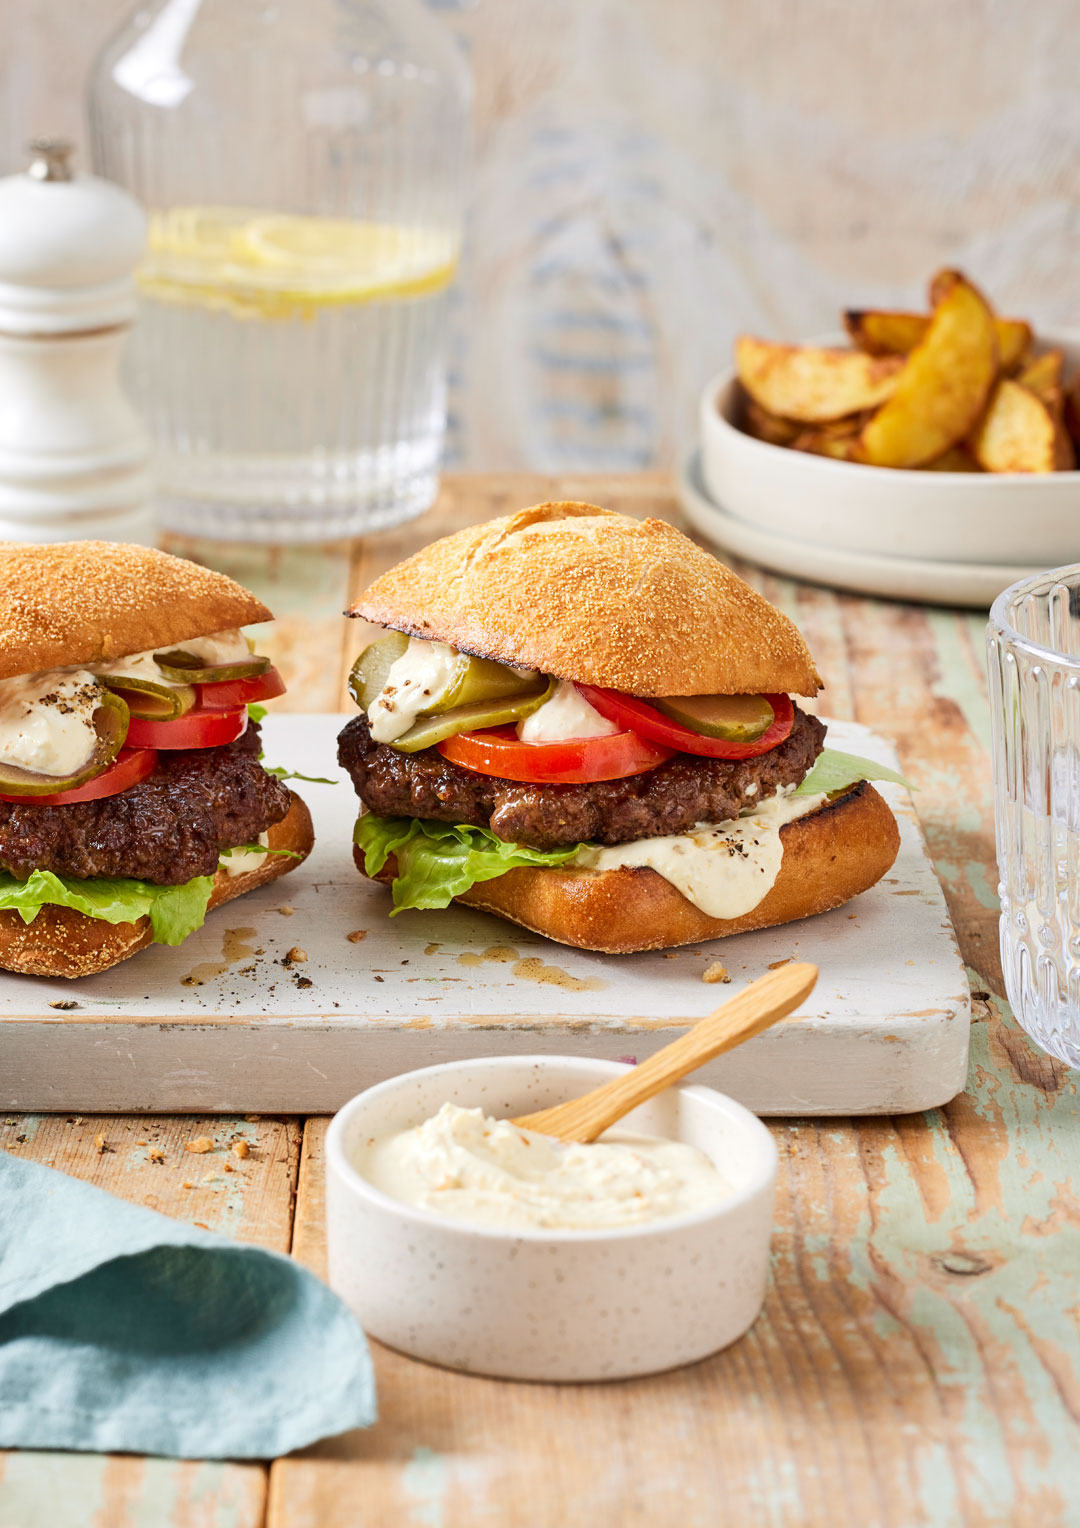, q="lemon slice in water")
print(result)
[142,207,457,318]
